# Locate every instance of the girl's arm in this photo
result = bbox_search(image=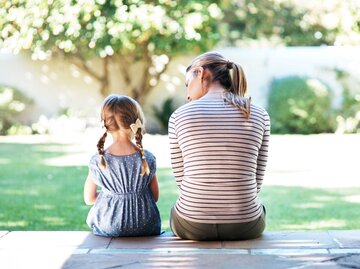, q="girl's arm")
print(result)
[83,171,99,205]
[149,174,159,202]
